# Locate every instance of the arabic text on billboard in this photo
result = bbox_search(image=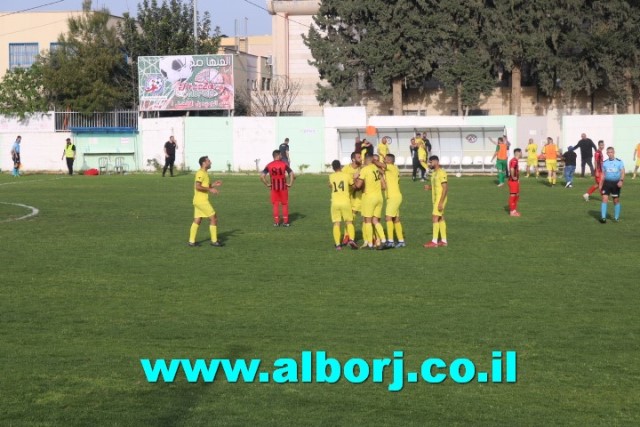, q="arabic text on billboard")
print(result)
[138,55,234,111]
